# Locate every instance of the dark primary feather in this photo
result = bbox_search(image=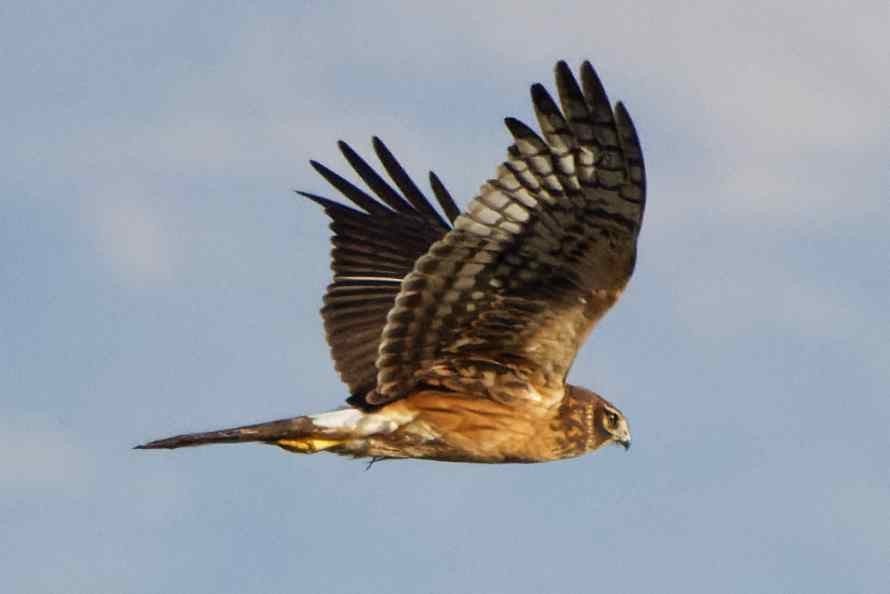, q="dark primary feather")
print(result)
[299,139,458,404]
[429,171,461,223]
[372,61,647,405]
